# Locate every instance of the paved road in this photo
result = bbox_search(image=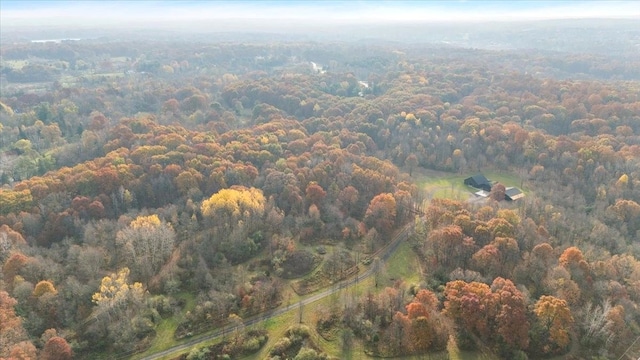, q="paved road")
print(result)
[136,221,416,360]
